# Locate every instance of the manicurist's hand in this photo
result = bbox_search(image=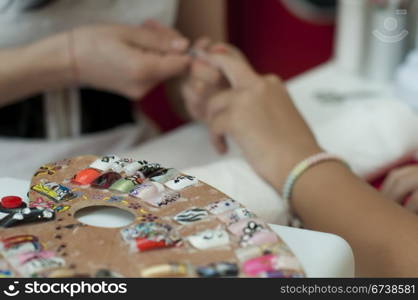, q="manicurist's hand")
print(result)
[204,45,321,190]
[73,21,191,99]
[381,165,418,214]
